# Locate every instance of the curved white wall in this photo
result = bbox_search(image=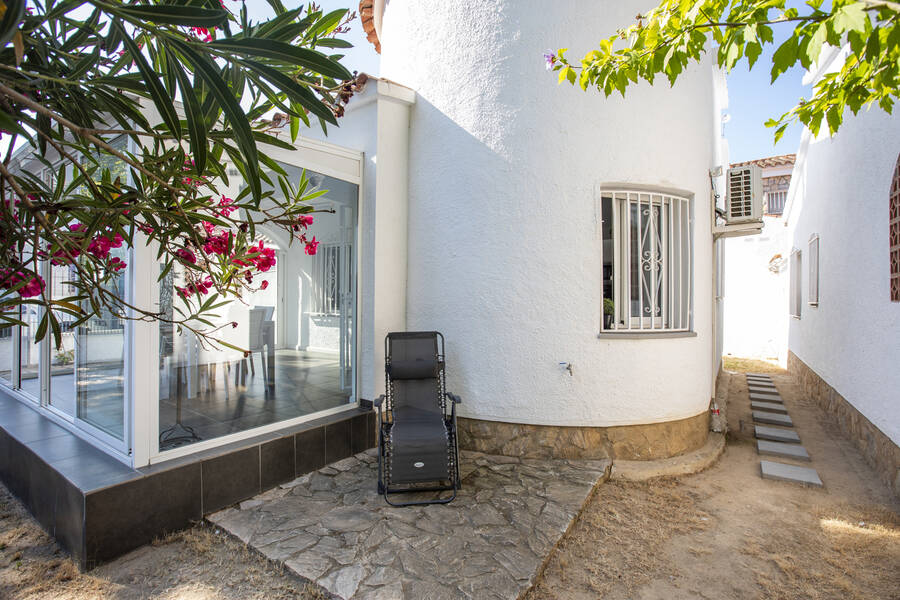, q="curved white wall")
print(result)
[379,0,721,426]
[785,110,900,446]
